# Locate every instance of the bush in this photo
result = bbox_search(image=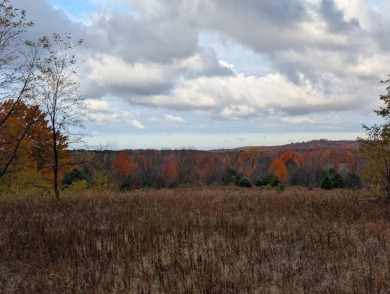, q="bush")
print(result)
[92,172,115,191]
[224,168,237,184]
[62,167,92,188]
[168,182,179,189]
[320,169,345,190]
[256,174,280,188]
[320,176,333,190]
[332,173,345,189]
[119,175,133,192]
[65,180,89,194]
[234,175,252,188]
[345,173,362,190]
[275,183,285,193]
